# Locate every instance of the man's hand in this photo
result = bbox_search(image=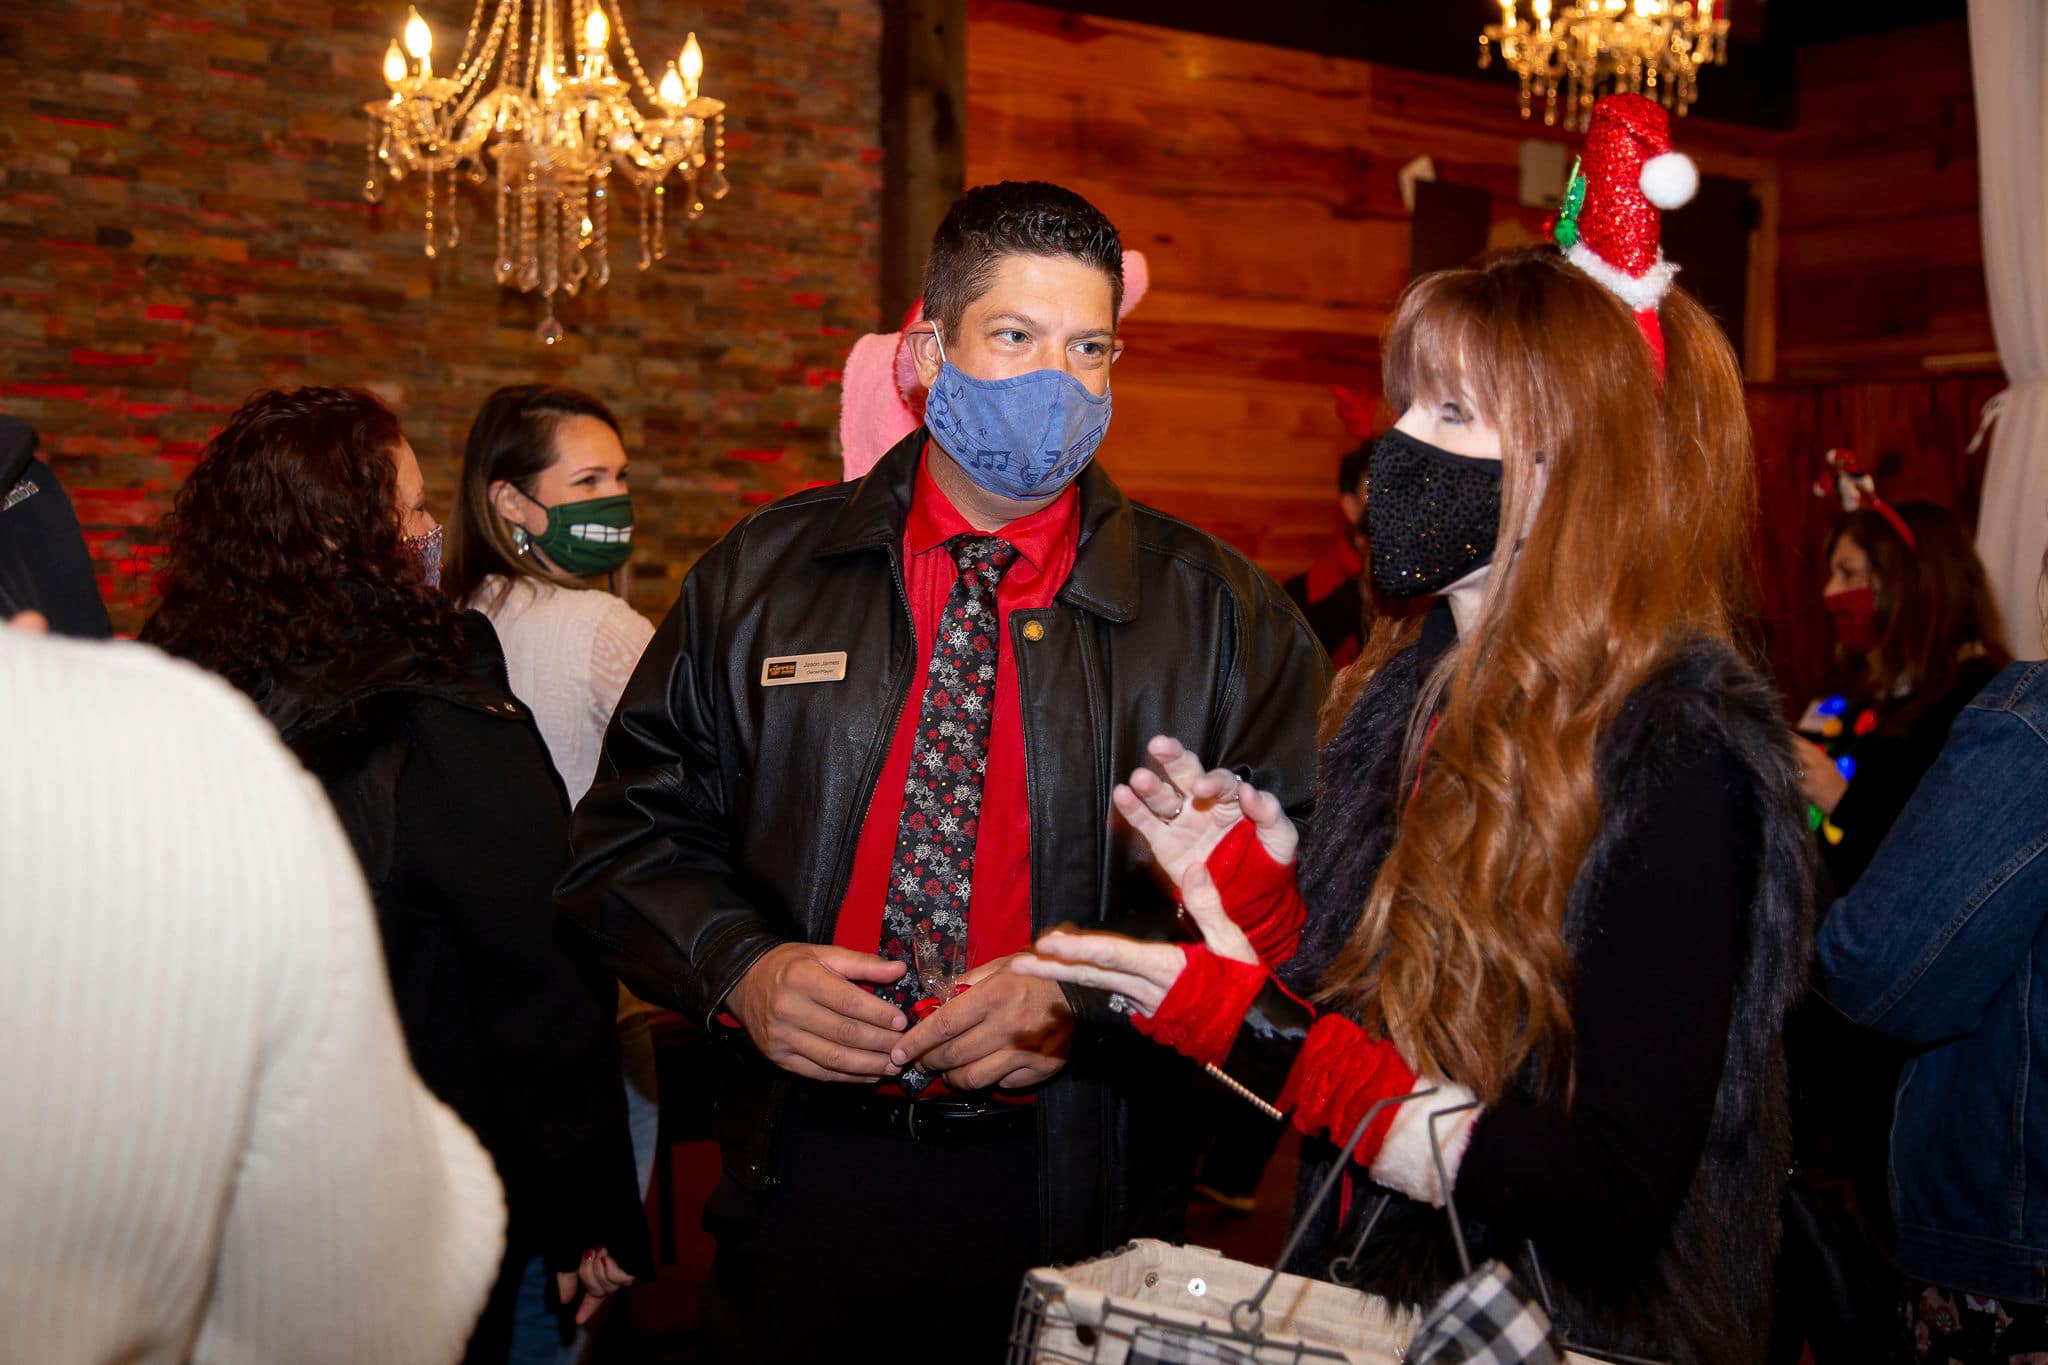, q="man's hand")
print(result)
[727,943,909,1083]
[891,955,1074,1091]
